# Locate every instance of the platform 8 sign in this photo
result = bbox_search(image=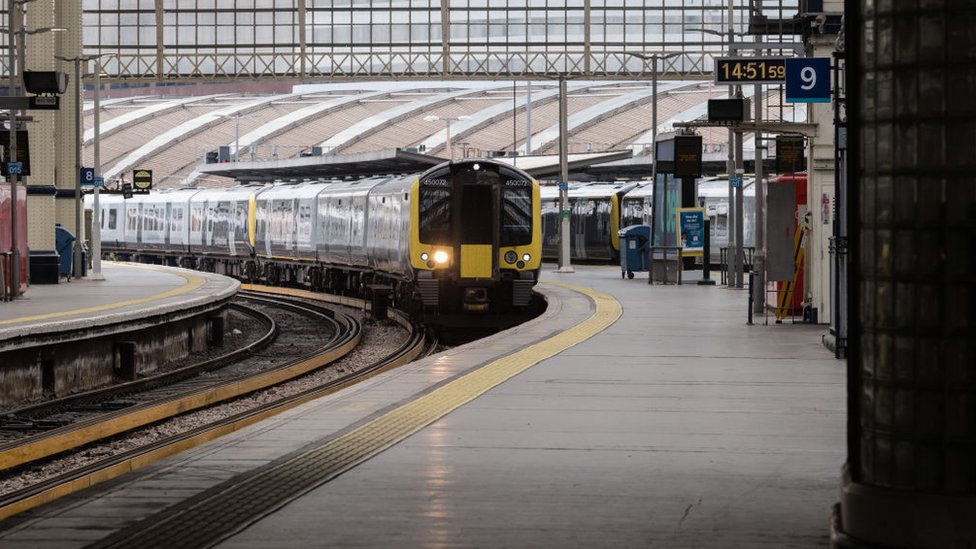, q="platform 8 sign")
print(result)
[675,207,707,257]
